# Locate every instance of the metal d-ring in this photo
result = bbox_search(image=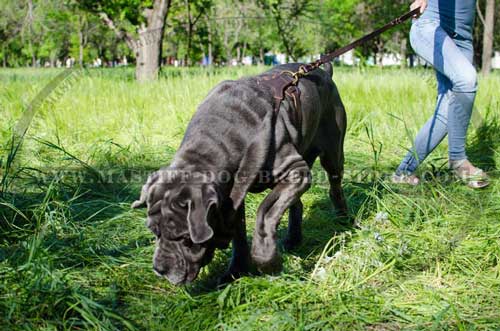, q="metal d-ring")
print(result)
[281,70,300,85]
